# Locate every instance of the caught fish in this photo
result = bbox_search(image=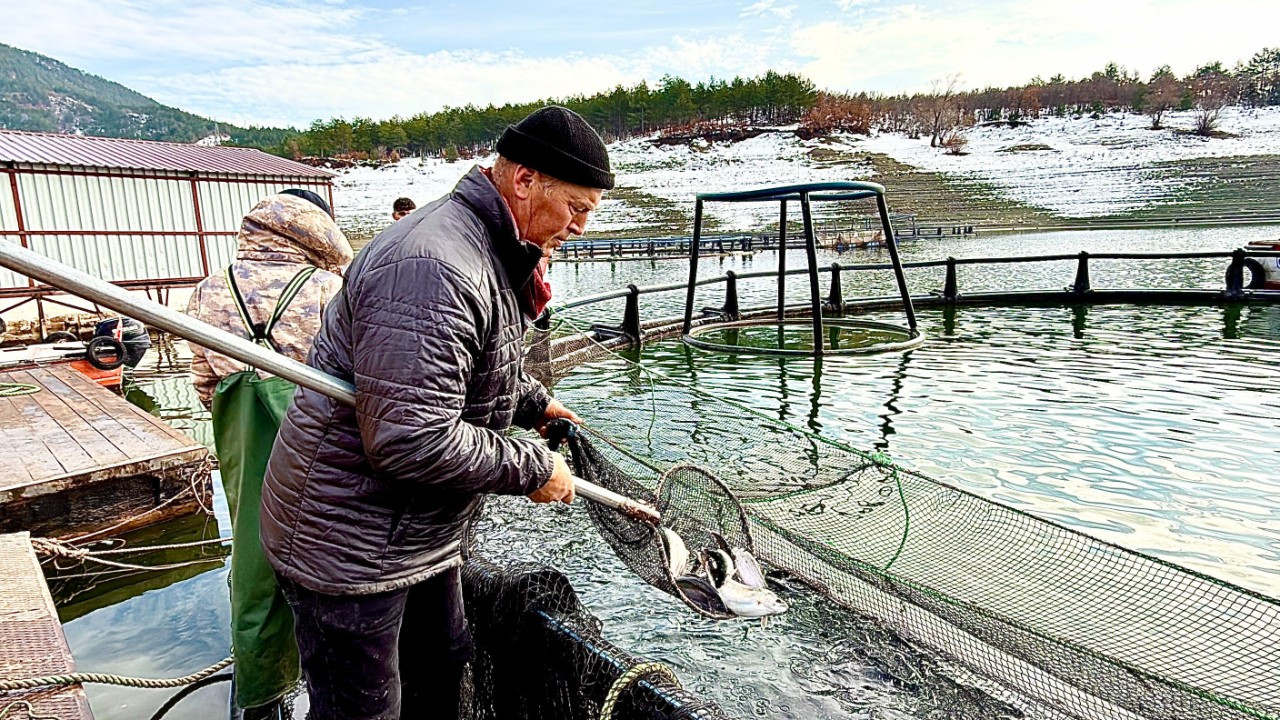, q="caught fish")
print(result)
[675,573,729,616]
[659,526,691,576]
[711,532,767,589]
[663,528,788,622]
[700,547,788,623]
[715,578,789,621]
